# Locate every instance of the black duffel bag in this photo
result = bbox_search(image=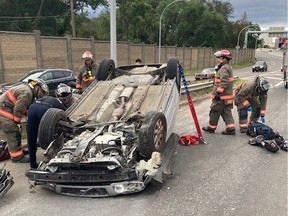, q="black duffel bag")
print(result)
[247,122,275,140]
